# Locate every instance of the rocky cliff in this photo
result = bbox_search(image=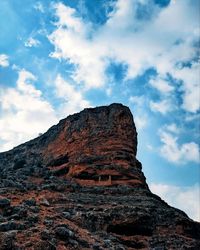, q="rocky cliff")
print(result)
[0,103,199,249]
